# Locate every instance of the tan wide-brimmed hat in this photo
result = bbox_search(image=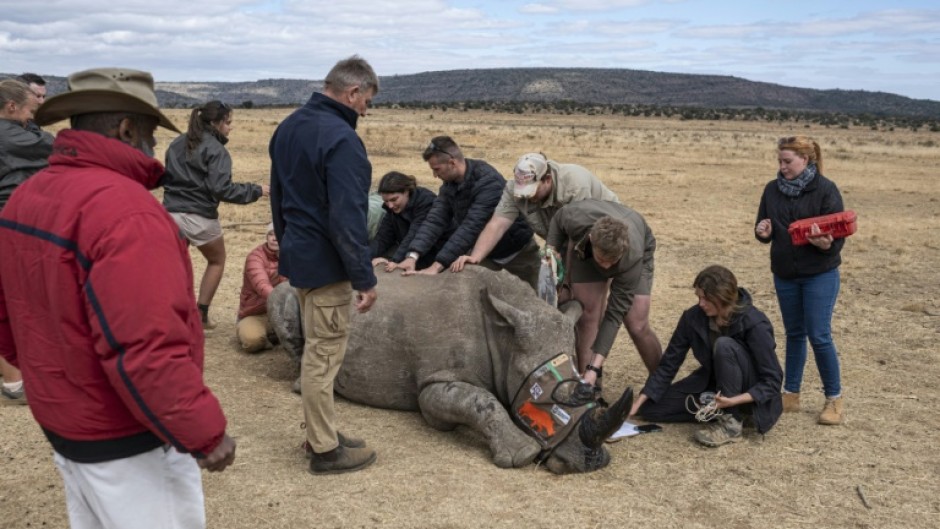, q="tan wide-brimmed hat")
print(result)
[34,67,180,132]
